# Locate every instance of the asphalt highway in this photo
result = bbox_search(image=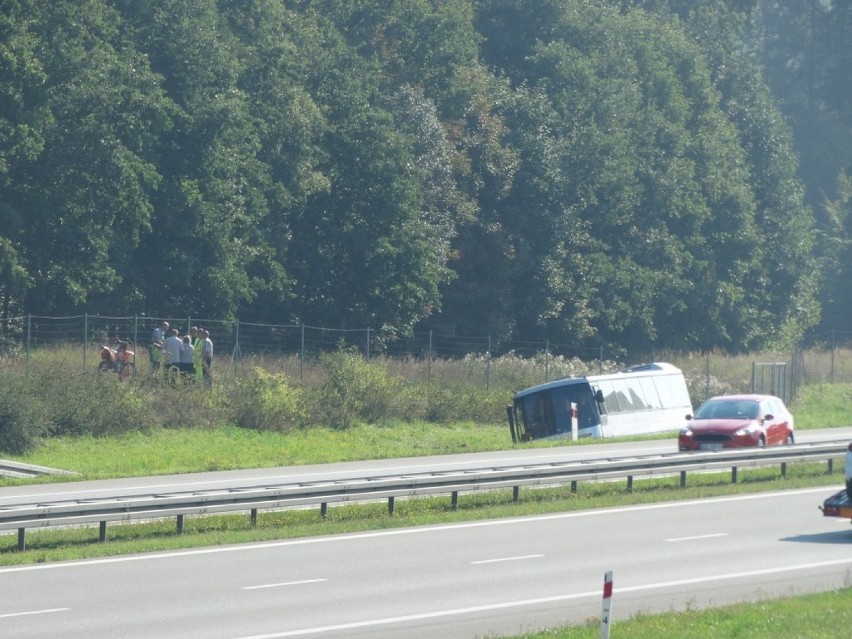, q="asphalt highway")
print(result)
[1,427,851,638]
[1,487,851,638]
